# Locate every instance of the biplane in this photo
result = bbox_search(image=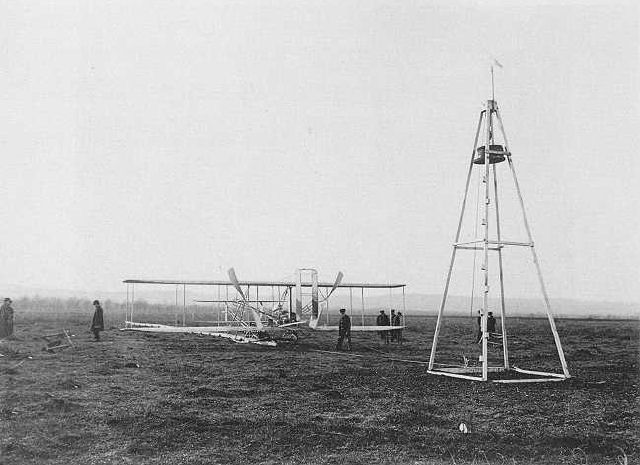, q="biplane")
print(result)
[122,268,407,346]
